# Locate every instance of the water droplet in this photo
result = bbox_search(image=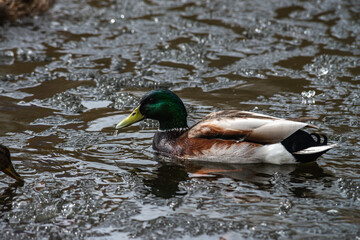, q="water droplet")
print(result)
[301,90,316,104]
[308,90,315,97]
[327,209,338,214]
[4,50,14,57]
[279,199,293,214]
[301,90,316,98]
[318,67,329,76]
